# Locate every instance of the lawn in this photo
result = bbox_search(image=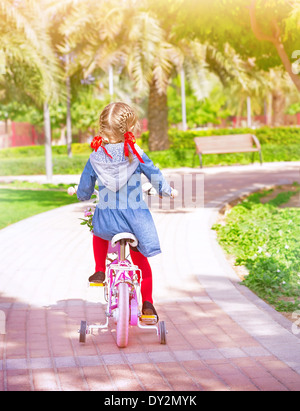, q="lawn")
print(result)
[0,182,78,230]
[212,183,300,313]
